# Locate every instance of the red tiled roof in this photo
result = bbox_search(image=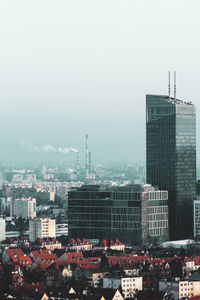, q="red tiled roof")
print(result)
[65,252,83,259]
[184,256,200,266]
[31,249,57,261]
[5,248,24,258]
[69,238,91,246]
[11,255,32,265]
